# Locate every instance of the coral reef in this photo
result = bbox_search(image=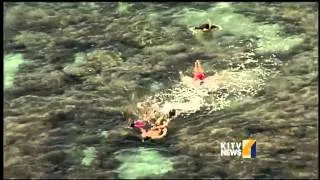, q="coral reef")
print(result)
[4,53,26,89]
[115,148,174,179]
[81,147,97,166]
